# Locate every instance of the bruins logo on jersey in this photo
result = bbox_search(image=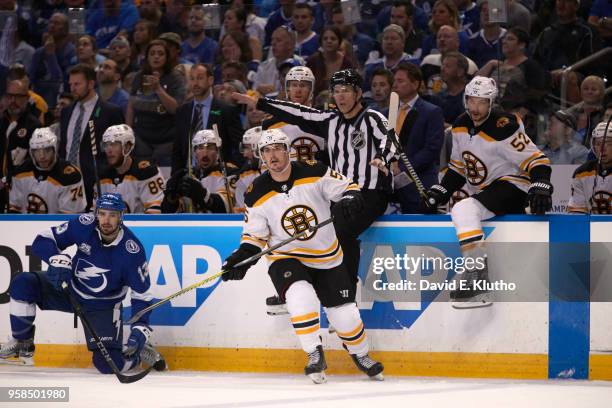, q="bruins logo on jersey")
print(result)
[291,137,320,162]
[462,151,488,185]
[281,205,318,241]
[496,117,510,128]
[590,191,611,214]
[449,189,470,209]
[26,193,48,214]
